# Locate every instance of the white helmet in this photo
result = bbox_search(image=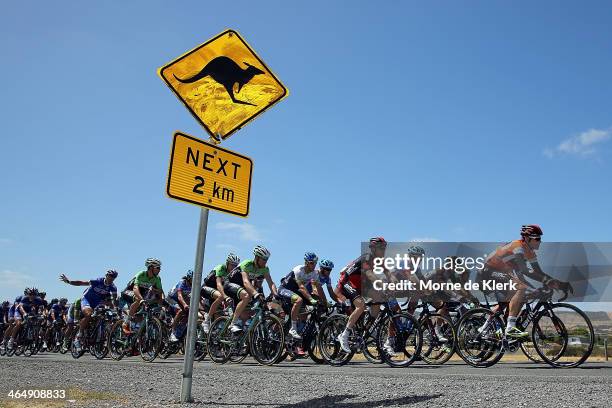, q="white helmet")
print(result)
[145,258,162,268]
[226,253,240,264]
[253,245,271,260]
